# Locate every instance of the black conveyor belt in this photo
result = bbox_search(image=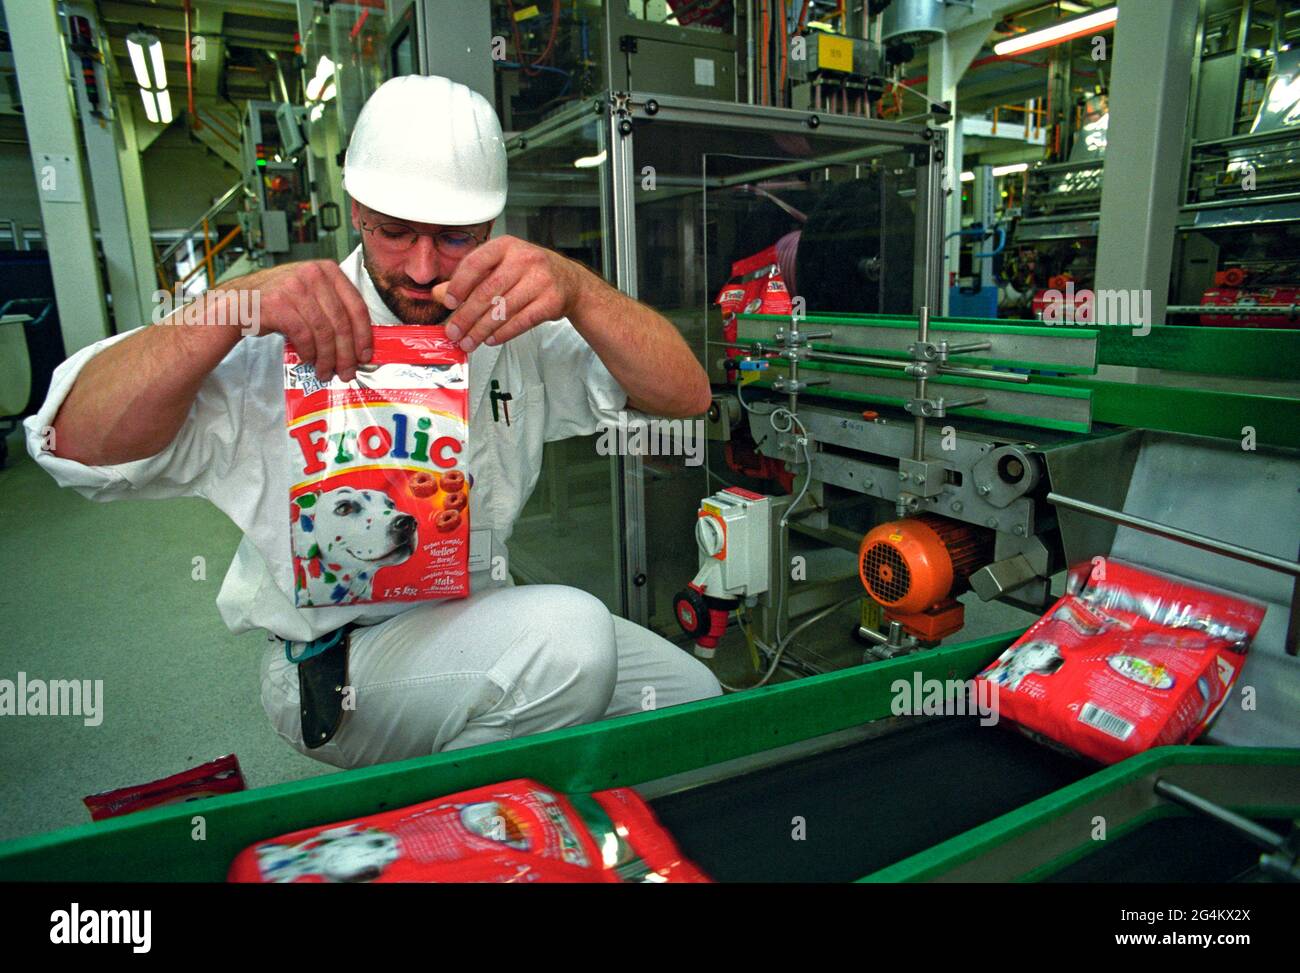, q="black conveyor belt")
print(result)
[648,717,1090,882]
